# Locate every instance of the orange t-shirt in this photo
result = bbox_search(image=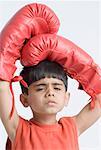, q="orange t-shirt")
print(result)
[6,116,79,150]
